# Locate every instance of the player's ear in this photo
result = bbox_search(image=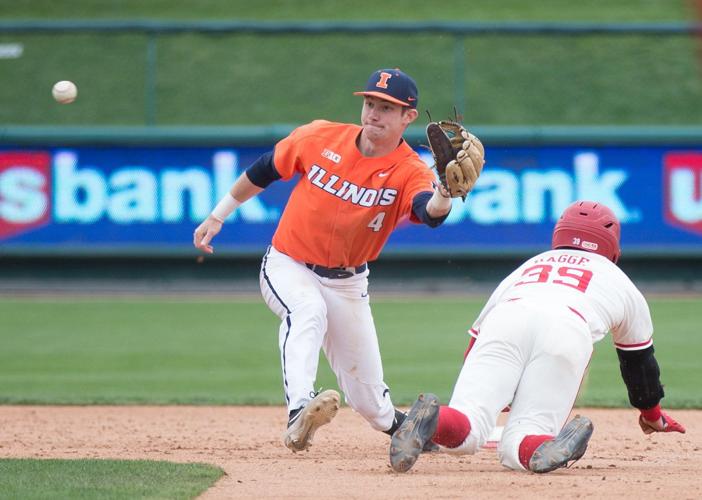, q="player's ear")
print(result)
[403,108,419,125]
